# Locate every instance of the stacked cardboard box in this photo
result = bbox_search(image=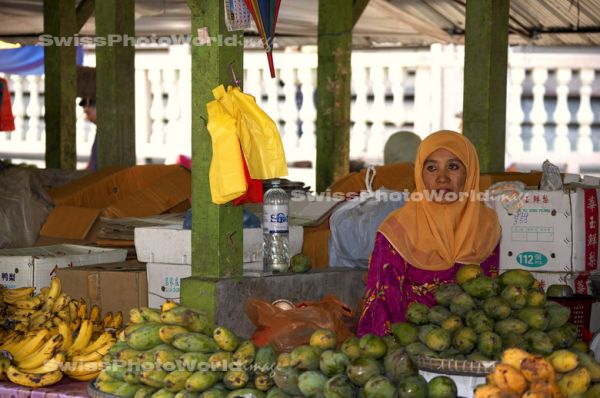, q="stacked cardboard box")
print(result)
[0,244,127,290]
